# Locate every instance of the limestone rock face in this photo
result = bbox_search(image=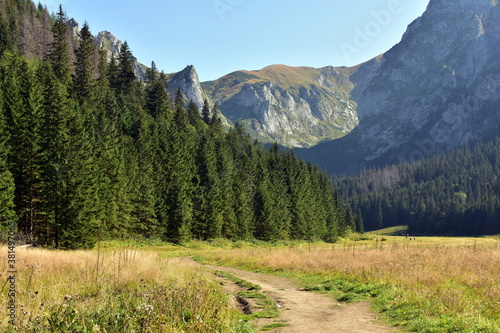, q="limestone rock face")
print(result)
[203,65,360,147]
[95,31,148,82]
[299,0,500,173]
[167,65,205,110]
